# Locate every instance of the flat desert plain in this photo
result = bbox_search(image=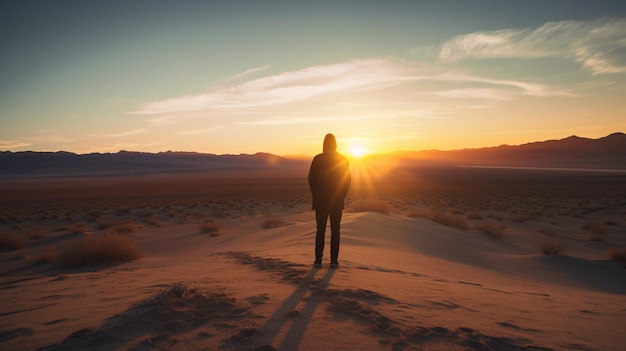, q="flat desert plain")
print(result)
[1,167,625,351]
